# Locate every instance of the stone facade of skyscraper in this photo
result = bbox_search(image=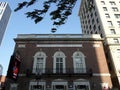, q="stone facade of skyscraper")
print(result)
[79,0,120,89]
[0,2,11,45]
